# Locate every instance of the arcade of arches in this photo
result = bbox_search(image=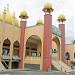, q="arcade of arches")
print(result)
[2,38,20,69]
